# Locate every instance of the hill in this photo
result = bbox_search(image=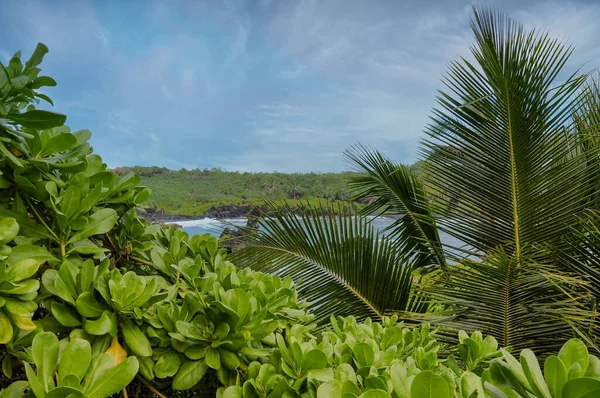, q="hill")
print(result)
[113,166,364,219]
